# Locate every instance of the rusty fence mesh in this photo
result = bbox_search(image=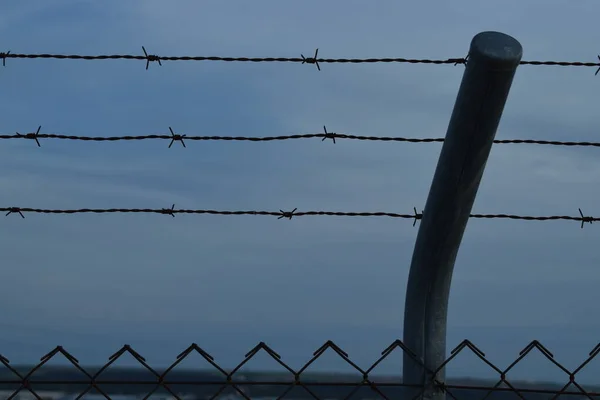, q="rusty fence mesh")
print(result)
[2,340,600,400]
